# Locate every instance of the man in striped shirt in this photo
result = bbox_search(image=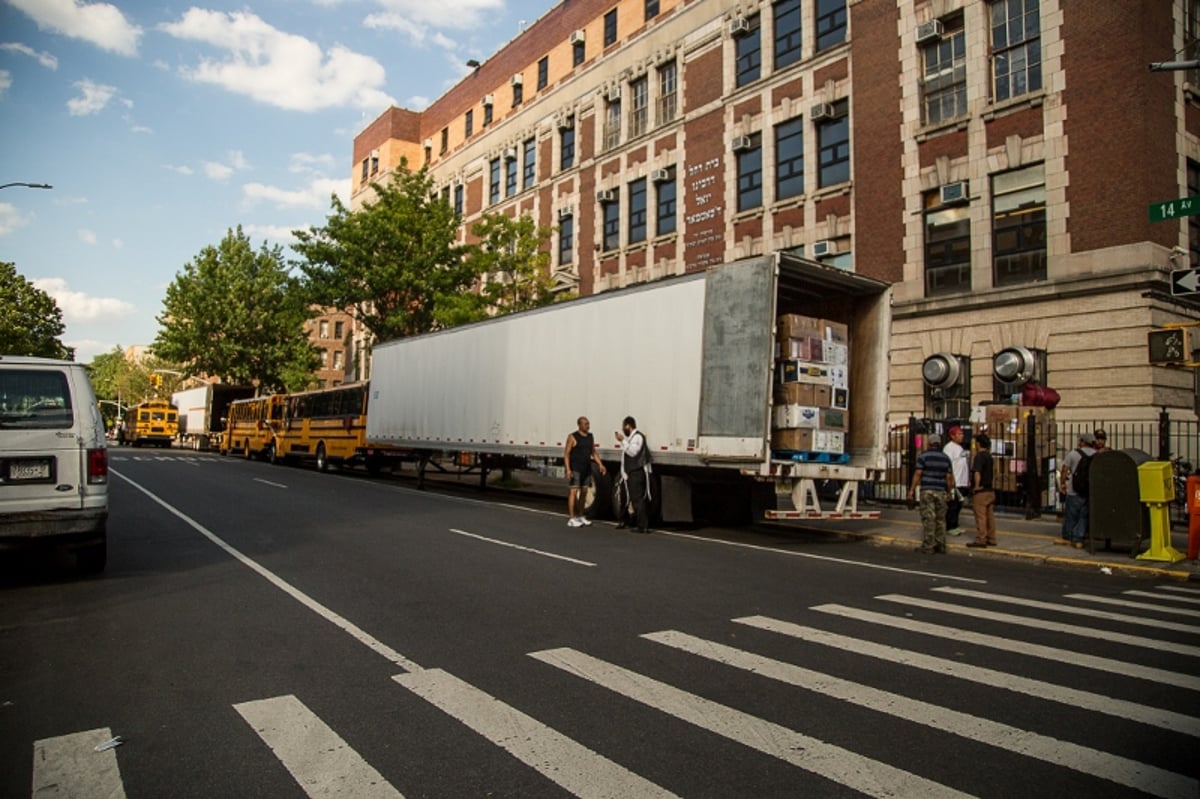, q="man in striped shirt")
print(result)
[908,433,956,554]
